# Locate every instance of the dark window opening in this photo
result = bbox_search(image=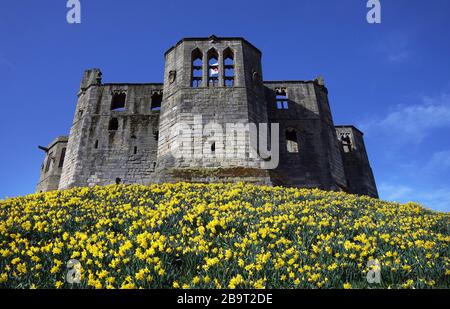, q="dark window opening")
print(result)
[45,152,53,173]
[58,148,66,168]
[286,128,299,153]
[223,48,235,87]
[115,178,122,185]
[341,134,353,153]
[151,93,162,111]
[276,88,289,110]
[191,48,203,88]
[111,92,126,111]
[108,118,119,131]
[208,49,219,87]
[211,142,216,153]
[154,130,159,141]
[94,140,99,149]
[134,146,137,154]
